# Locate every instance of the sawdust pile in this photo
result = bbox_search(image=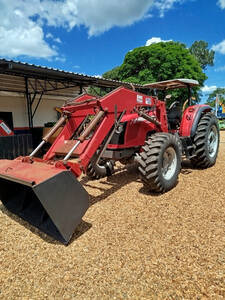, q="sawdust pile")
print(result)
[0,132,225,299]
